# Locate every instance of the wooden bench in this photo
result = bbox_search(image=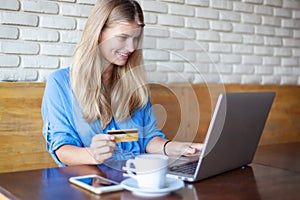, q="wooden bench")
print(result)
[0,82,57,173]
[151,84,300,145]
[1,82,300,173]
